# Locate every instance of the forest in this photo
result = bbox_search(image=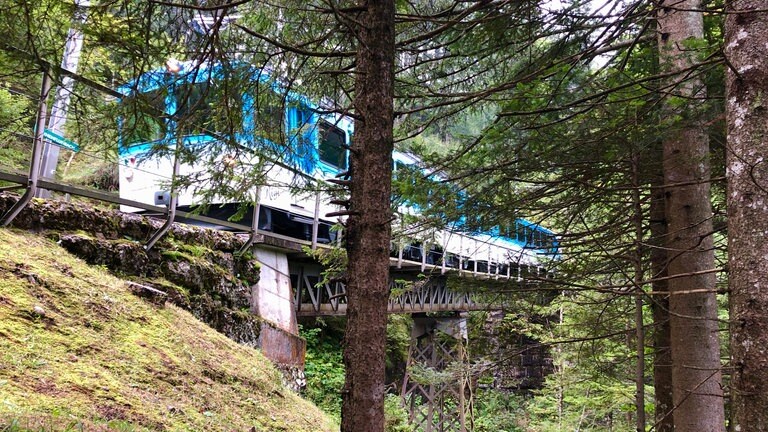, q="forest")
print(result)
[0,0,766,431]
